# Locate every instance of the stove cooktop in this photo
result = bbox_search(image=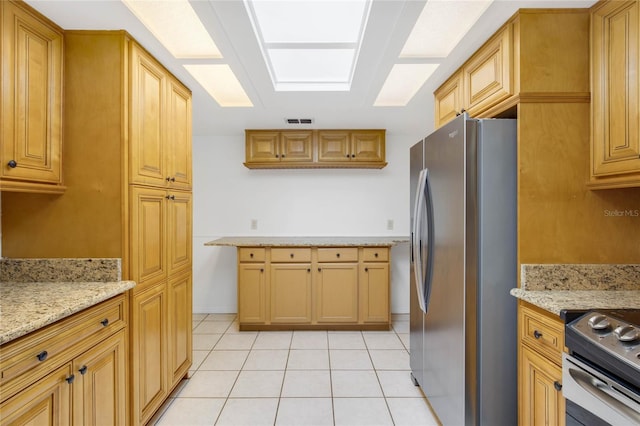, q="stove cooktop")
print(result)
[566,309,640,388]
